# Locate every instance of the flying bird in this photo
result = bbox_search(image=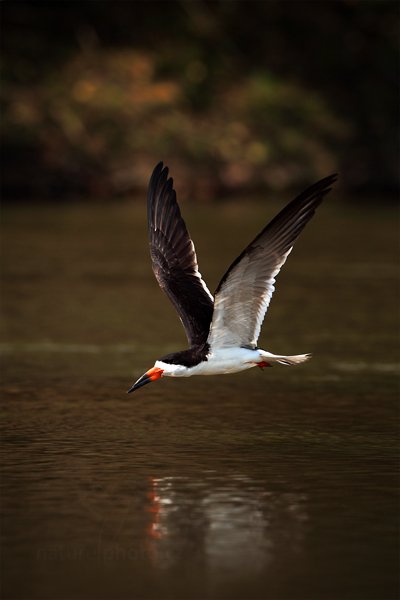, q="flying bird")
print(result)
[128,162,337,393]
